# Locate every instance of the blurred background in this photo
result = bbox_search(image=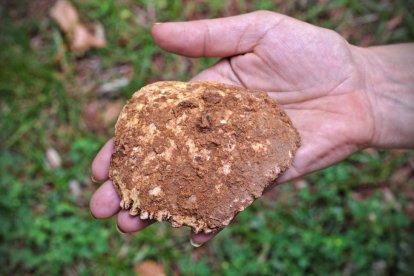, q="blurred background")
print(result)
[1,0,414,274]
